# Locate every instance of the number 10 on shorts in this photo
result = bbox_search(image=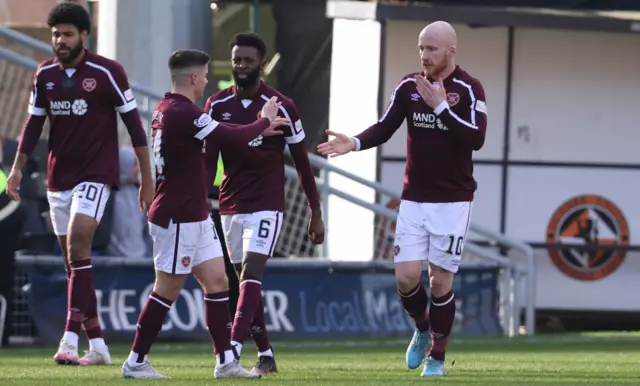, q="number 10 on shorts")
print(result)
[445,235,464,256]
